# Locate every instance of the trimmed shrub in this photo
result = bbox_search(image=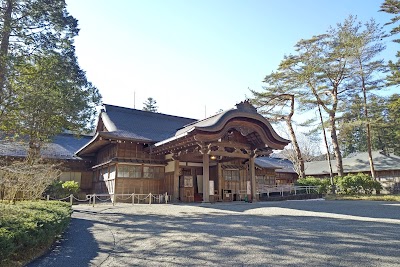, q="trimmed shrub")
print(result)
[0,201,72,264]
[335,173,382,195]
[62,181,79,197]
[45,180,80,199]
